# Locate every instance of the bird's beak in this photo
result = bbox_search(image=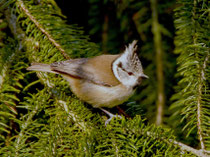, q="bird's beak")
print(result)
[140,74,149,79]
[136,74,149,86]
